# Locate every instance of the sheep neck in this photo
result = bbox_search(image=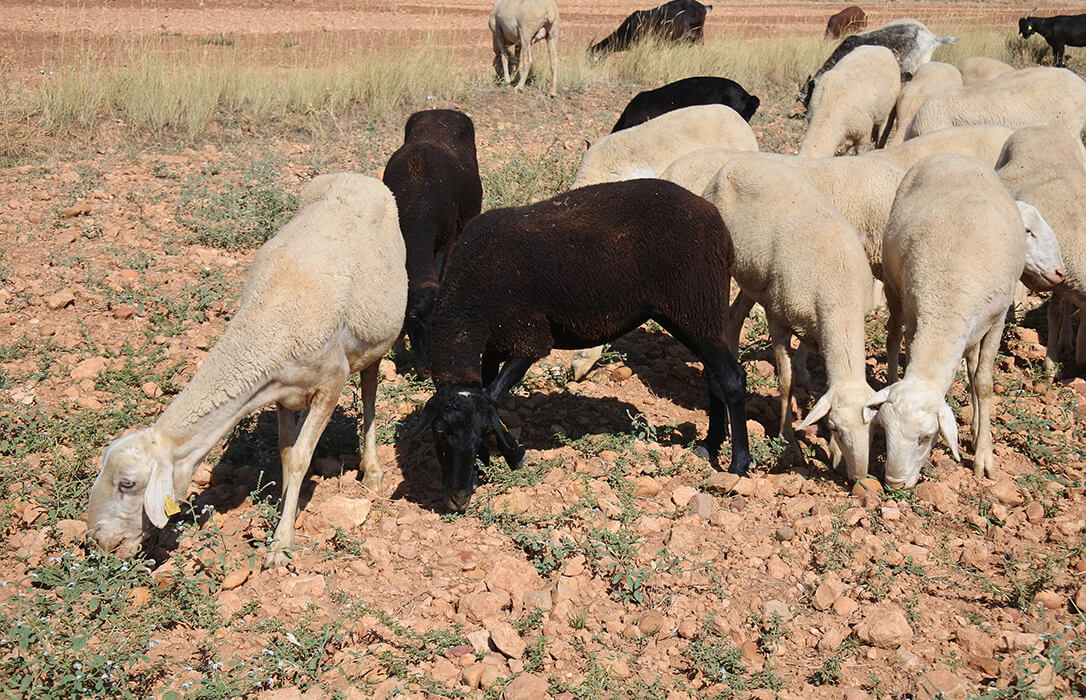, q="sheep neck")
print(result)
[818,316,867,388]
[900,326,967,393]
